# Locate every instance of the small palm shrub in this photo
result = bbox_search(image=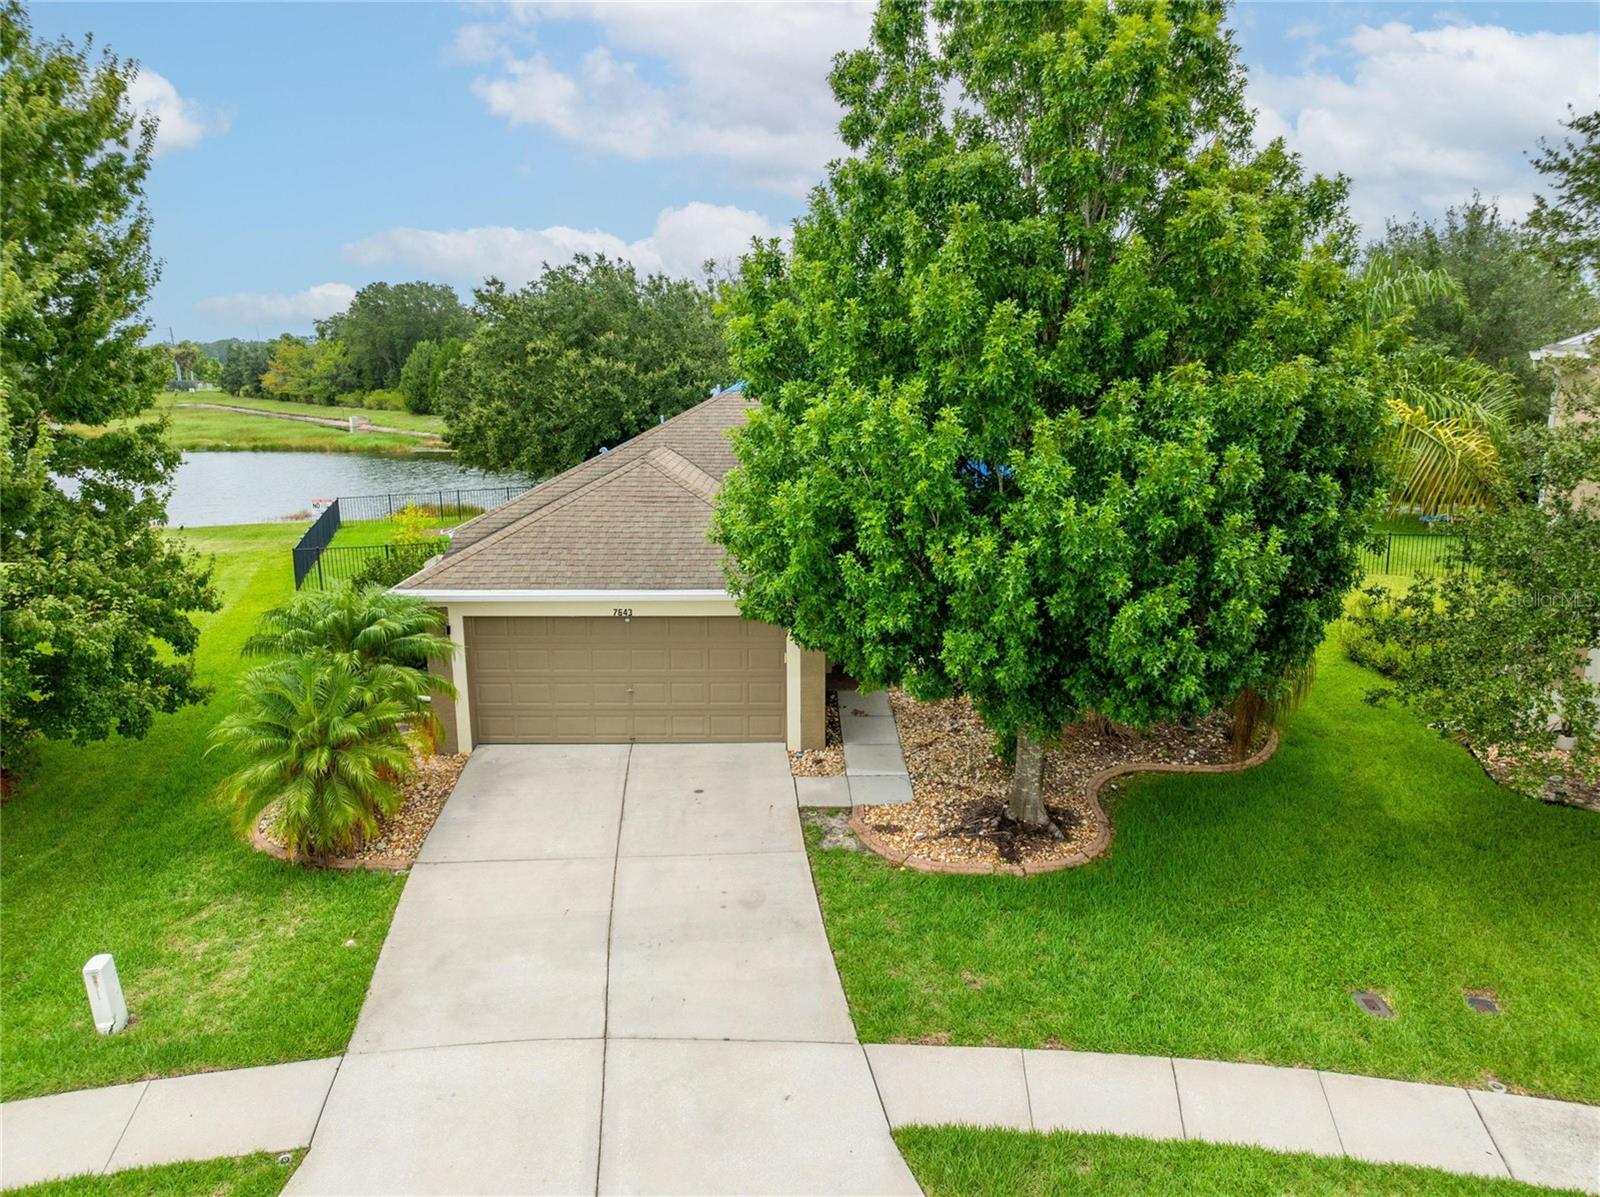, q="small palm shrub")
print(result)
[243,586,455,743]
[211,658,413,859]
[220,589,458,857]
